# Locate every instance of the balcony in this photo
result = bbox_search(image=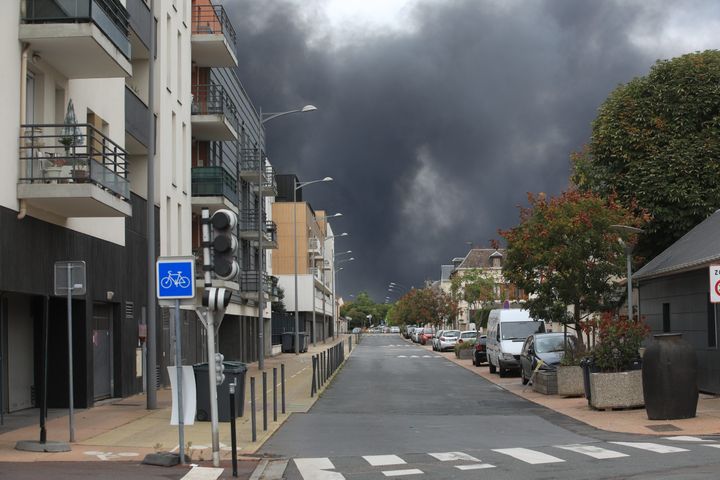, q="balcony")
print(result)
[191,3,238,67]
[238,210,278,248]
[124,86,150,154]
[191,83,239,141]
[308,237,323,256]
[191,166,238,212]
[239,271,273,302]
[20,0,132,78]
[126,0,151,57]
[18,123,131,217]
[239,150,277,195]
